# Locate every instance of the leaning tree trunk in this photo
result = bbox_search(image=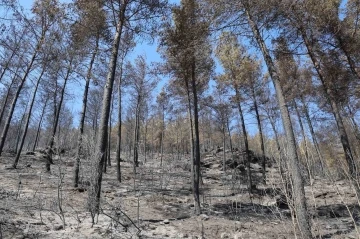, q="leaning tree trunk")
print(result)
[13,66,45,168]
[0,34,24,83]
[244,5,312,238]
[88,2,126,216]
[144,121,148,163]
[33,97,48,152]
[347,105,360,142]
[108,98,114,167]
[45,59,73,172]
[252,87,266,184]
[0,42,41,156]
[191,61,201,215]
[226,118,233,156]
[103,140,108,173]
[300,95,325,174]
[334,34,360,80]
[185,78,196,212]
[15,106,28,154]
[160,107,165,167]
[0,69,20,126]
[133,99,141,168]
[269,113,281,154]
[222,126,226,171]
[74,37,99,187]
[299,24,360,199]
[266,108,288,175]
[116,69,123,182]
[293,100,312,181]
[235,87,253,194]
